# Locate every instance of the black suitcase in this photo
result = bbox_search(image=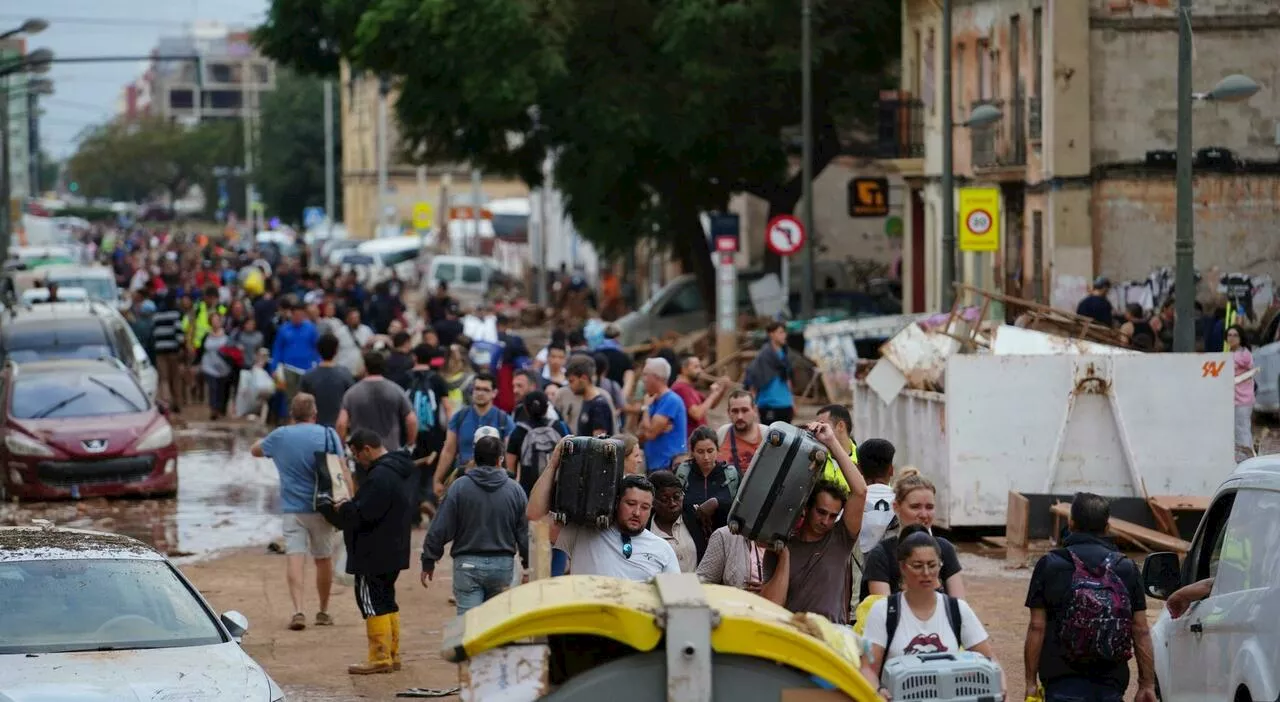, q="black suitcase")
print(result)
[726,422,829,550]
[552,436,625,528]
